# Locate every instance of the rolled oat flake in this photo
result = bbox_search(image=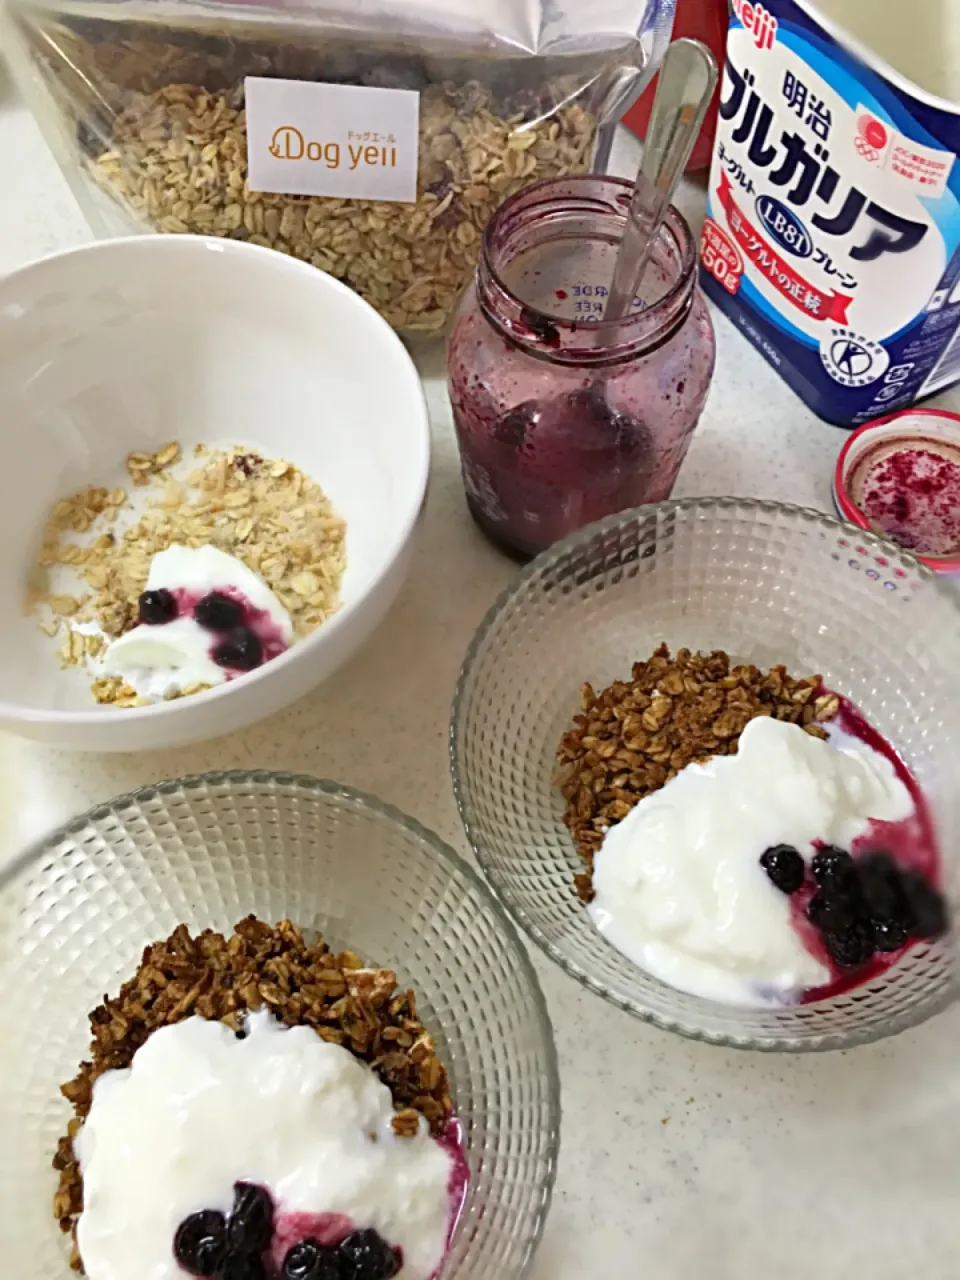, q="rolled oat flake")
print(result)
[2,0,676,335]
